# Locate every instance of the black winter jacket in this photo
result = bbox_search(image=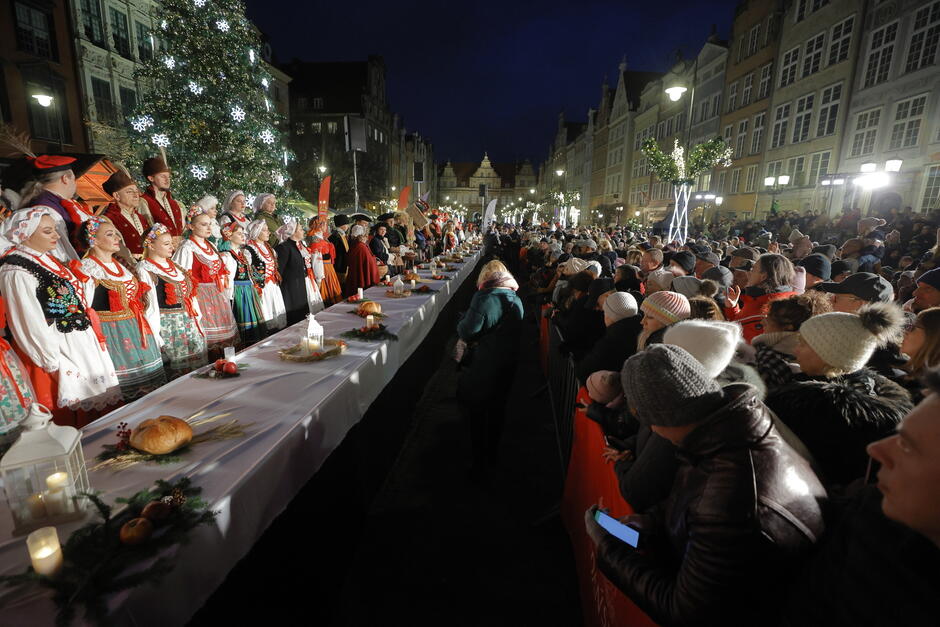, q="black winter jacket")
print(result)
[575,316,642,383]
[765,369,912,487]
[596,385,827,627]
